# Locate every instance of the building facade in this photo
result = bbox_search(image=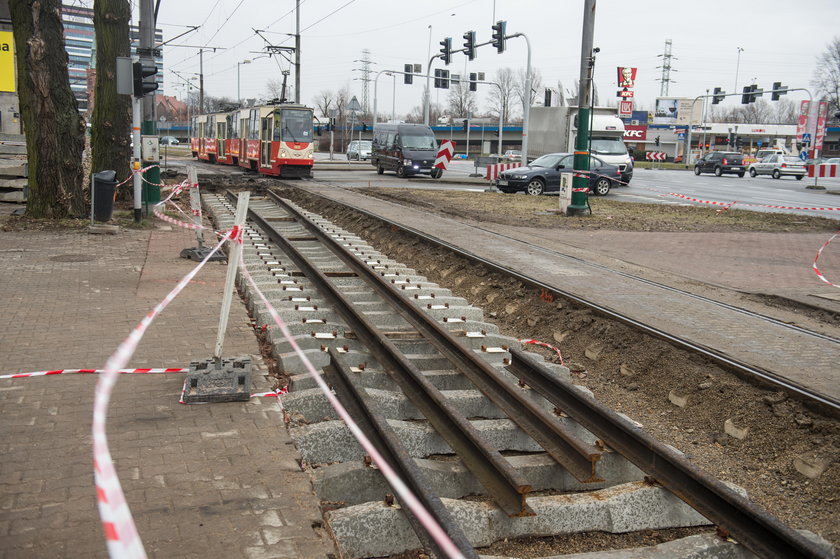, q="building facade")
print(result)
[62,4,163,115]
